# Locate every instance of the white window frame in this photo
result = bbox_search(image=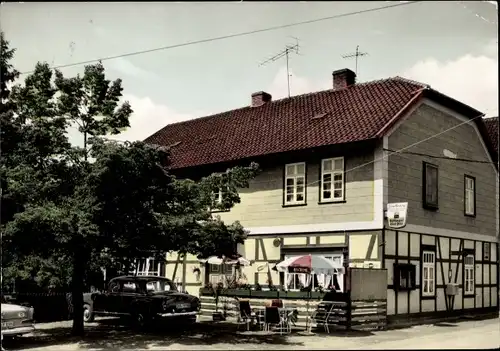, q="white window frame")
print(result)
[208,263,233,285]
[284,254,343,292]
[464,175,475,216]
[464,254,474,295]
[284,162,306,205]
[135,257,161,276]
[320,157,345,202]
[421,251,436,297]
[213,188,223,204]
[423,162,439,208]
